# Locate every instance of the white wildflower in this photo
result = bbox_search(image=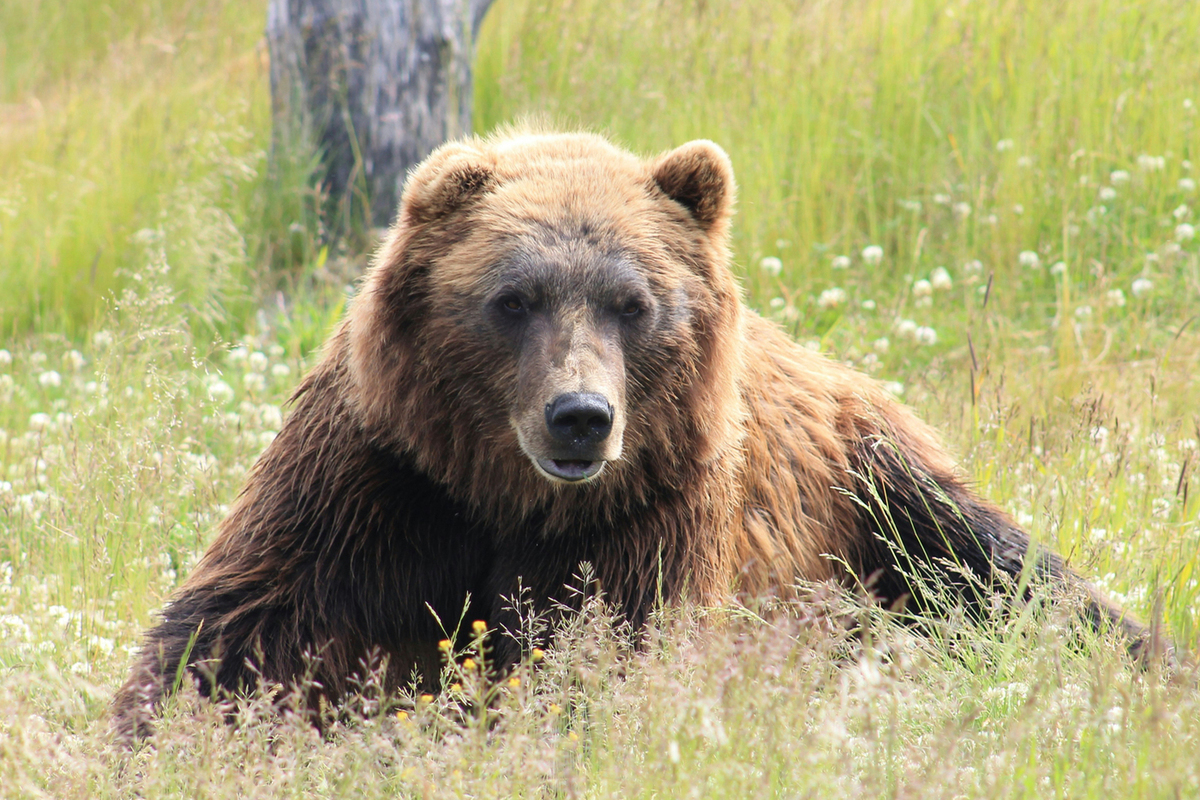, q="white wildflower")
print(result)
[884,381,904,396]
[995,139,1014,152]
[1176,223,1195,242]
[1050,261,1066,276]
[668,740,681,764]
[1131,278,1154,298]
[769,297,786,310]
[88,635,115,656]
[894,319,918,339]
[261,405,284,430]
[930,267,953,291]
[953,202,971,218]
[63,350,85,371]
[1105,289,1126,307]
[0,614,31,641]
[873,337,890,353]
[963,259,983,276]
[1074,305,1093,319]
[861,245,884,266]
[0,350,10,367]
[206,378,234,403]
[271,363,291,378]
[1173,204,1191,221]
[38,370,62,388]
[92,330,114,349]
[132,228,161,245]
[1180,178,1197,193]
[1018,250,1041,269]
[1098,186,1117,201]
[243,373,266,393]
[29,413,52,432]
[248,351,269,373]
[914,326,938,346]
[1012,204,1025,215]
[933,193,952,205]
[759,256,783,277]
[1110,170,1131,185]
[831,255,851,270]
[1137,154,1165,171]
[860,299,876,311]
[912,279,933,298]
[29,352,46,365]
[818,287,847,309]
[1017,156,1033,168]
[1164,241,1182,256]
[228,346,249,363]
